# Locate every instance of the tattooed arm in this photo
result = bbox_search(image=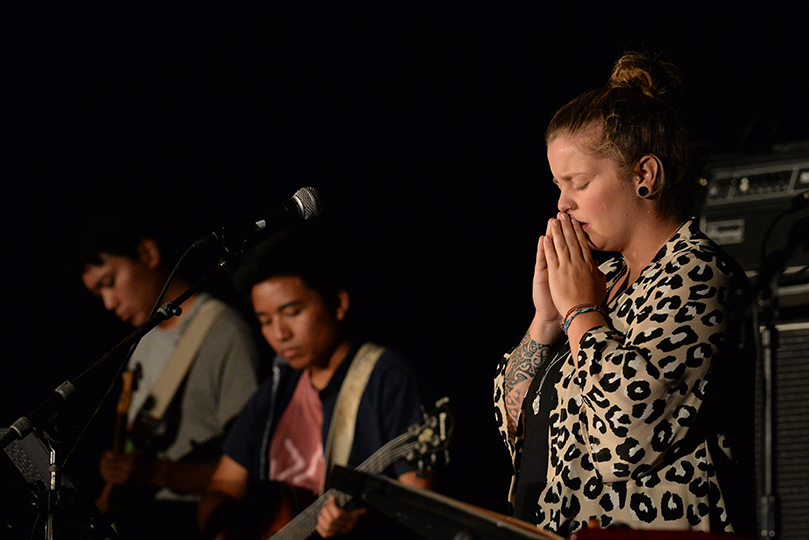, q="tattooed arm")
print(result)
[503,330,553,440]
[500,232,565,440]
